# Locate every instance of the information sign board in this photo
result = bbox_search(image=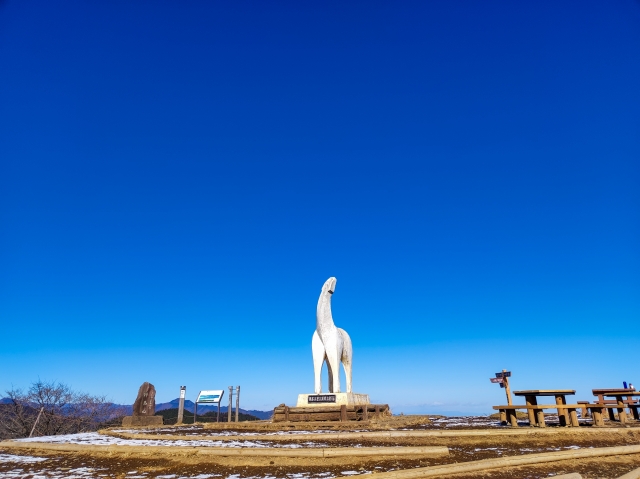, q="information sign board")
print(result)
[308,394,336,403]
[490,377,503,383]
[196,390,224,404]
